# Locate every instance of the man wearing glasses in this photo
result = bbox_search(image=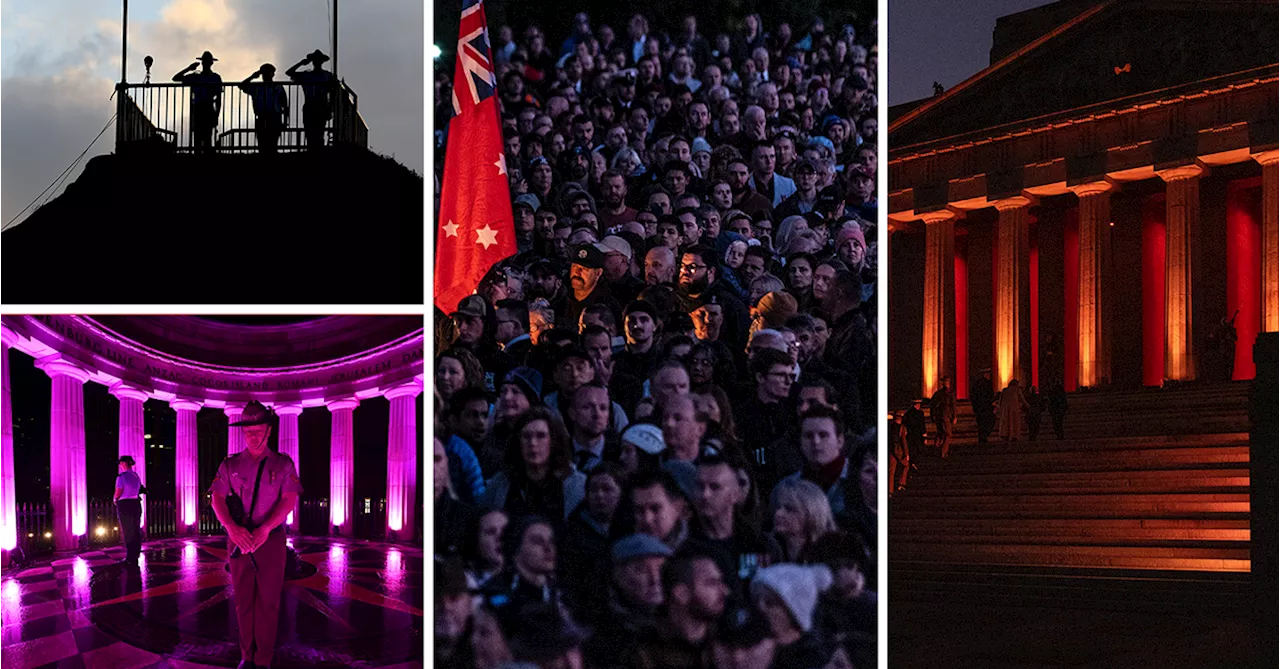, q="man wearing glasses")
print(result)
[676,245,750,351]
